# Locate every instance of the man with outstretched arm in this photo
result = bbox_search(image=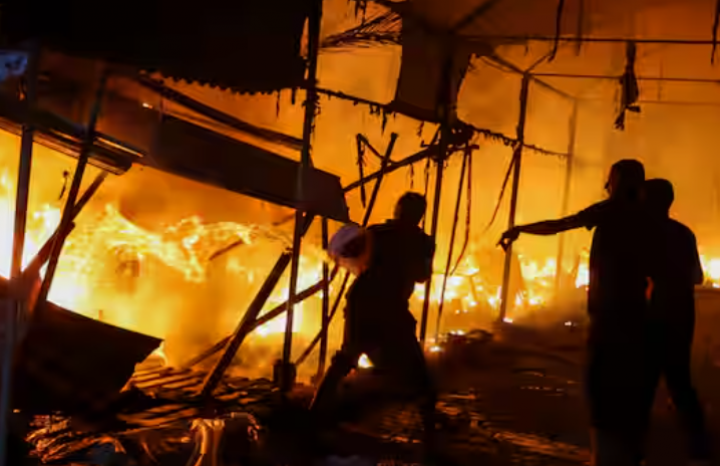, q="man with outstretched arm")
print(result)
[499,159,649,466]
